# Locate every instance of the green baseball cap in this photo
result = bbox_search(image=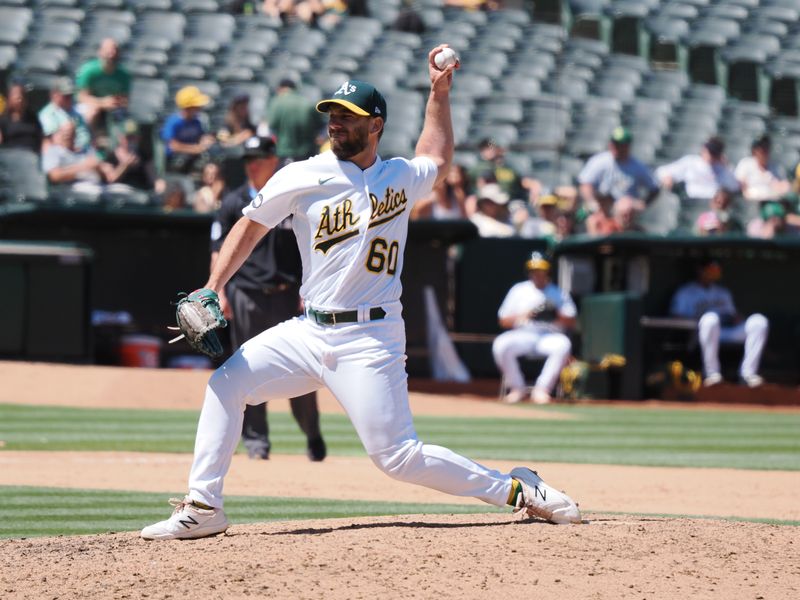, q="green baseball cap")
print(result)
[610,126,632,144]
[761,201,786,219]
[316,80,387,121]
